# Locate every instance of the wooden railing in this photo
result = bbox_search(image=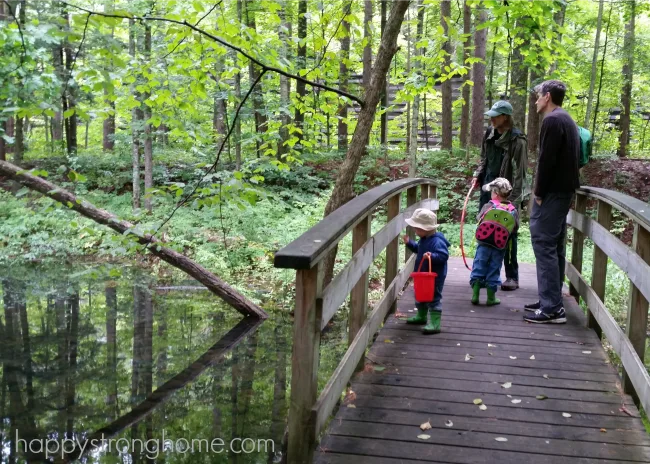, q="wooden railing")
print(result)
[566,186,650,412]
[273,178,438,463]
